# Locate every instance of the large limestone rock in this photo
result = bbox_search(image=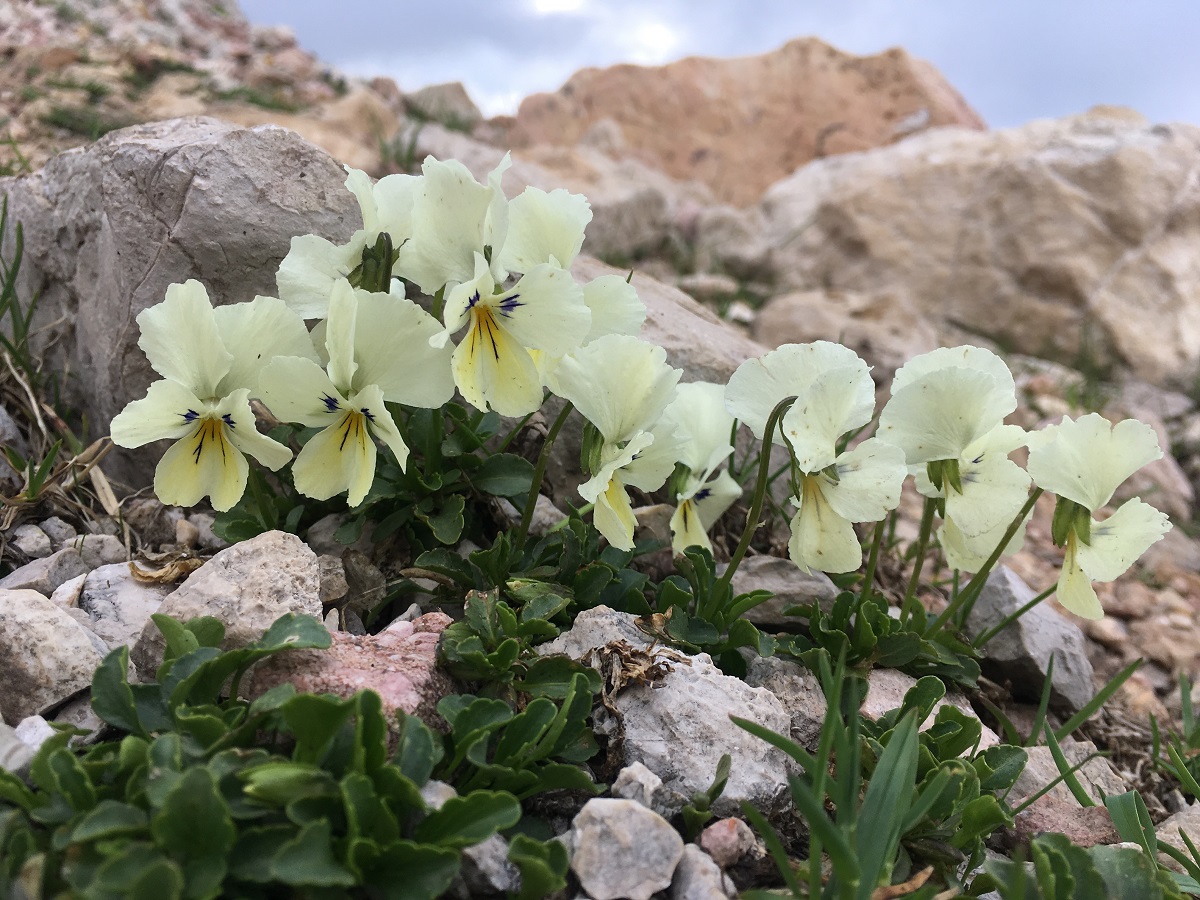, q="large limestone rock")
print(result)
[1,117,360,487]
[0,589,106,723]
[762,109,1200,388]
[503,37,984,207]
[130,530,322,679]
